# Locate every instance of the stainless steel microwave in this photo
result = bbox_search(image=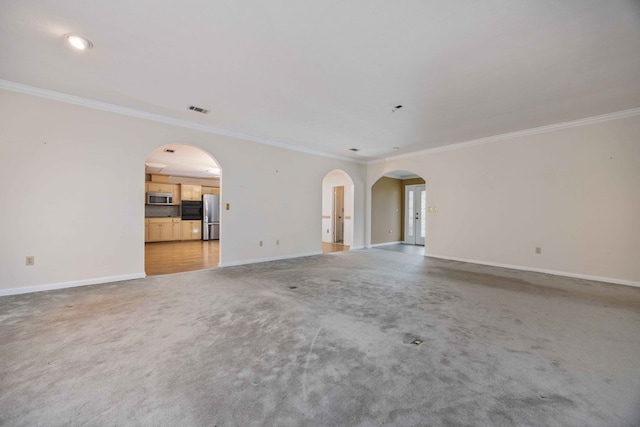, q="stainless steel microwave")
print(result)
[147,192,173,205]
